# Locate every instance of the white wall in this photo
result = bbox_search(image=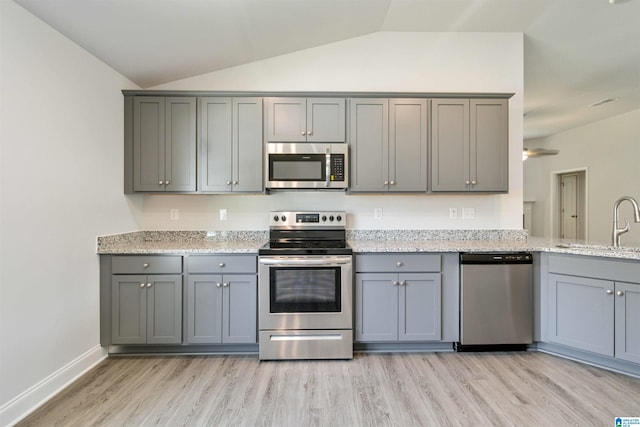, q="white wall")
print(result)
[524,109,640,245]
[0,2,141,424]
[149,32,525,231]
